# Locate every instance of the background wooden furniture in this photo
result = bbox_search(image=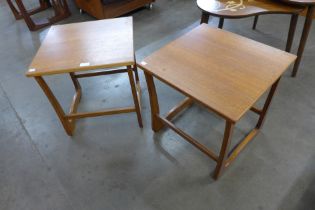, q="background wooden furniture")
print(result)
[251,0,315,76]
[6,0,50,20]
[301,6,315,17]
[75,0,155,19]
[7,0,70,31]
[138,24,296,179]
[26,17,142,136]
[279,0,315,76]
[197,0,304,75]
